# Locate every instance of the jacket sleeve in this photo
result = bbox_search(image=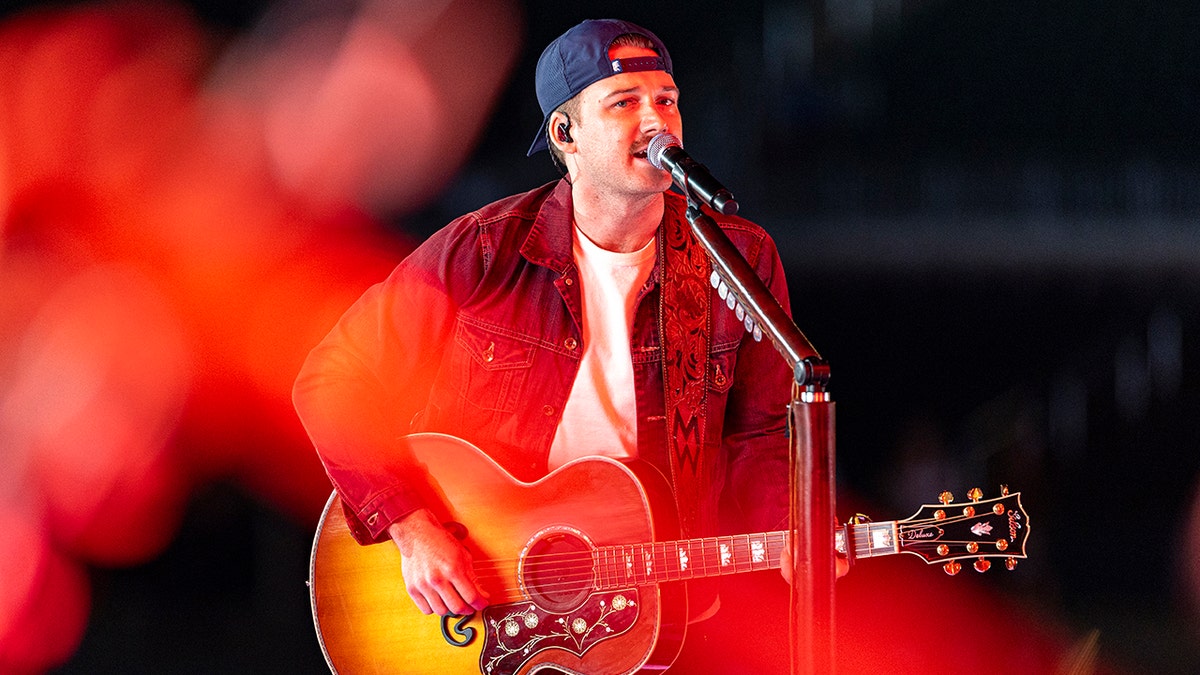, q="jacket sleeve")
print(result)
[292,217,485,544]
